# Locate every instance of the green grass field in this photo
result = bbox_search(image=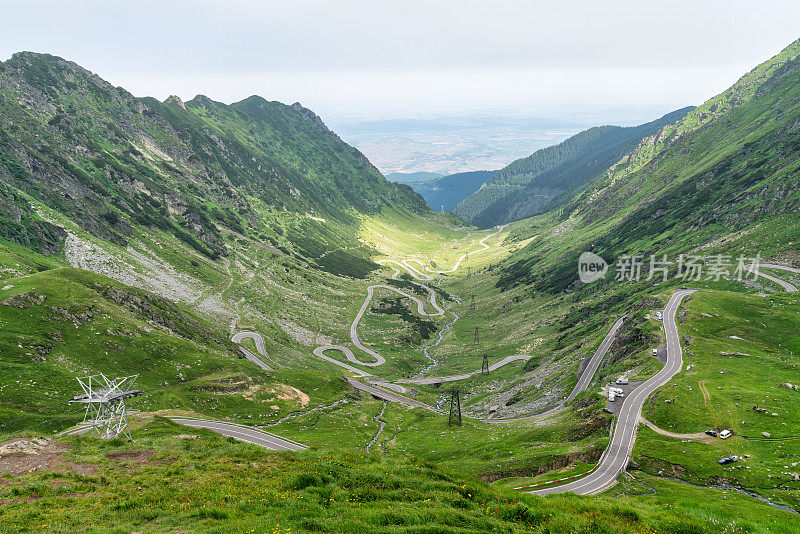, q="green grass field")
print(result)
[2,417,795,533]
[634,289,800,508]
